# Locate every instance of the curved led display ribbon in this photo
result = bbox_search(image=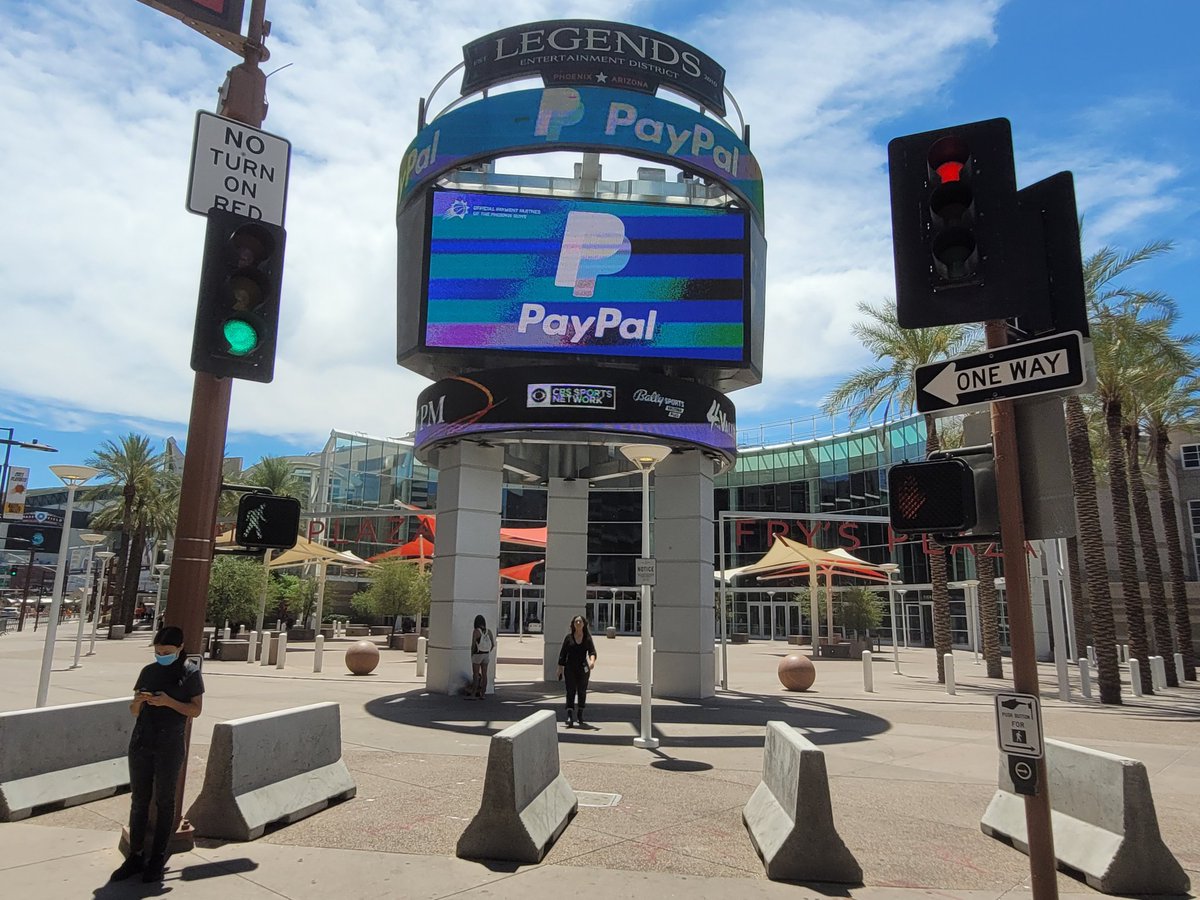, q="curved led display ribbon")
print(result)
[397,86,764,226]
